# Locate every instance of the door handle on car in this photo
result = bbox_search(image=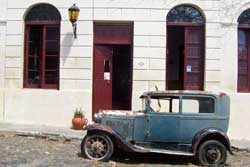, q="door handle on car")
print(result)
[146,130,150,138]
